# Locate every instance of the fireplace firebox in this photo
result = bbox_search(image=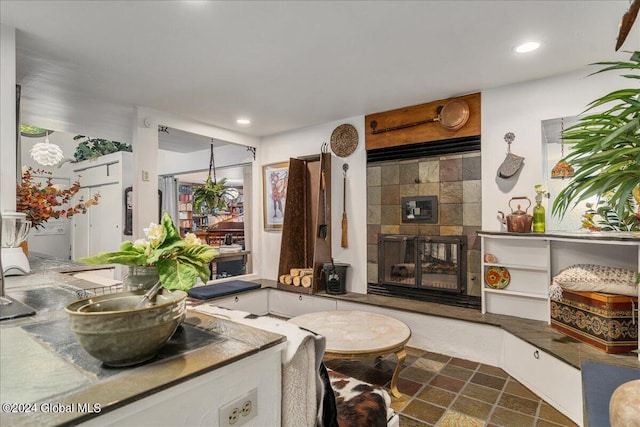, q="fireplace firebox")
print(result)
[372,234,473,306]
